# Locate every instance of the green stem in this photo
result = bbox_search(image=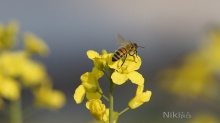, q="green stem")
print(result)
[109,81,114,123]
[103,70,111,81]
[10,98,23,123]
[97,90,109,102]
[116,107,130,118]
